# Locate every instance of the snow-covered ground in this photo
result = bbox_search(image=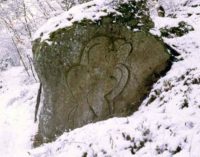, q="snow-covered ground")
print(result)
[1,0,200,157]
[0,67,39,157]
